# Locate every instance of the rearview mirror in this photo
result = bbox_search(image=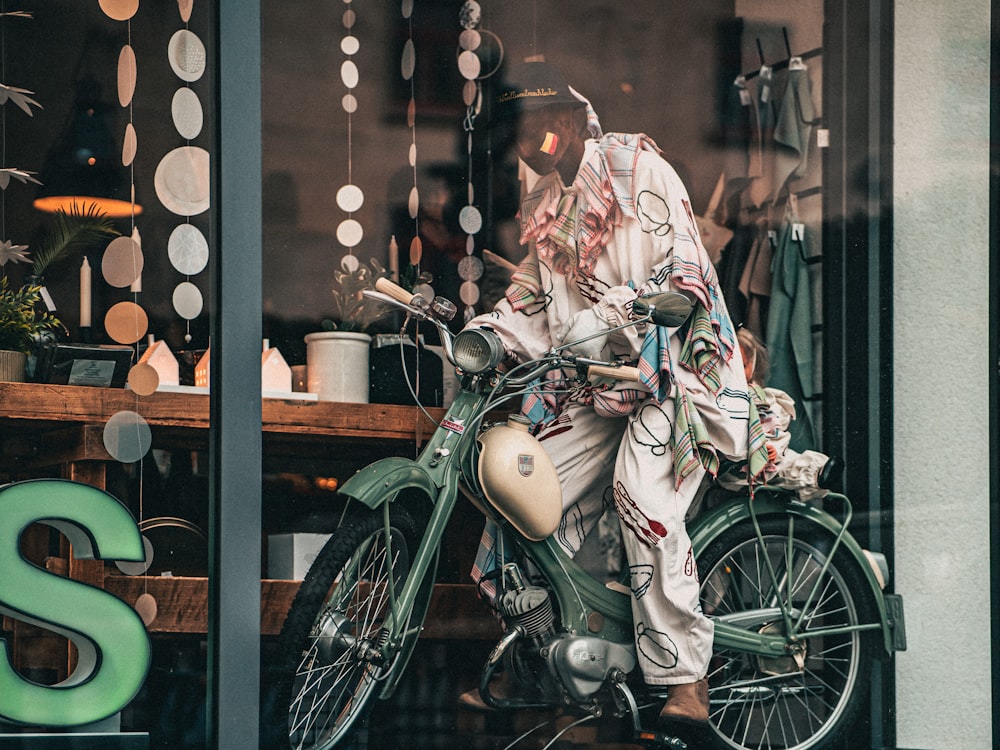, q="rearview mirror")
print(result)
[632,292,694,328]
